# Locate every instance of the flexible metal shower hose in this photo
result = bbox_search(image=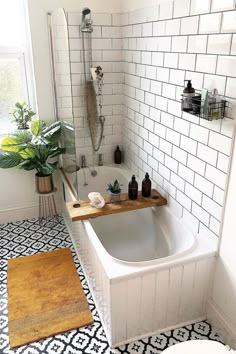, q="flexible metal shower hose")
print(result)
[81,28,105,152]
